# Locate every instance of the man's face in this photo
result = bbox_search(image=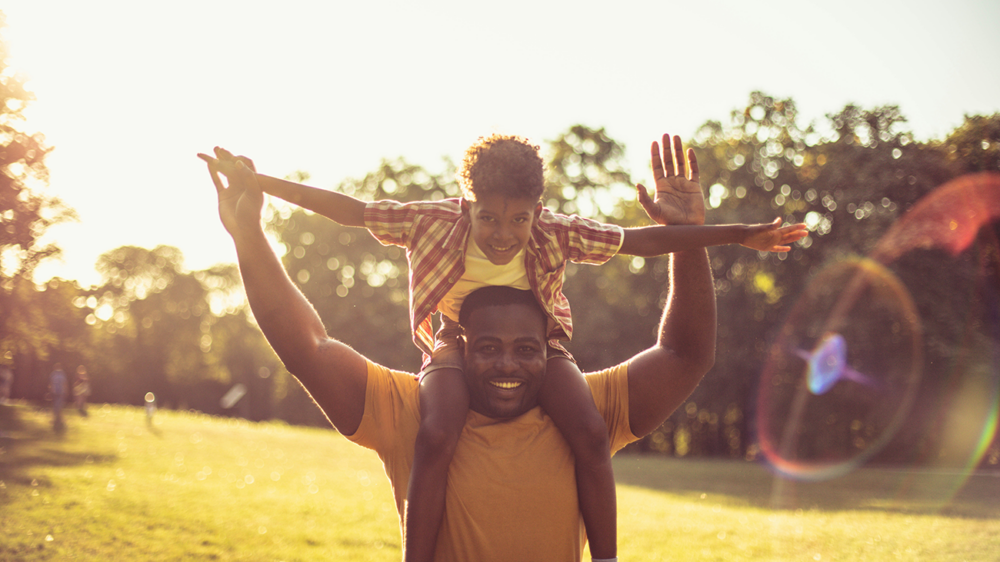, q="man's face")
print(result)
[463,303,548,419]
[464,193,540,265]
